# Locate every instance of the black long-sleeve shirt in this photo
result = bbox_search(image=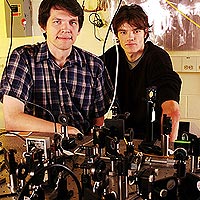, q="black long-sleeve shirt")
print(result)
[101,41,182,140]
